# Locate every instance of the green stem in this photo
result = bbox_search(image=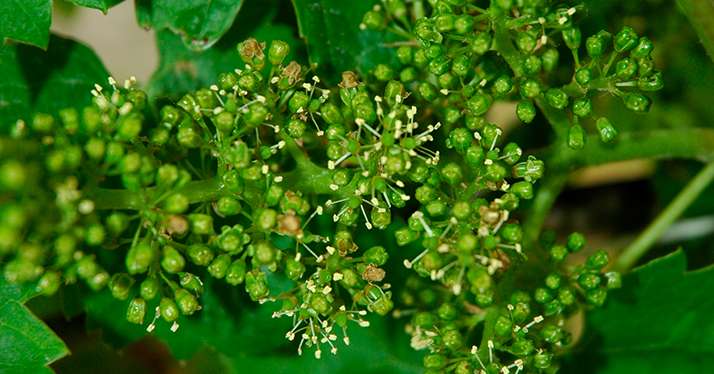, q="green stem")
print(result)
[547,128,714,170]
[614,160,714,272]
[91,178,223,210]
[523,173,569,247]
[677,0,714,61]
